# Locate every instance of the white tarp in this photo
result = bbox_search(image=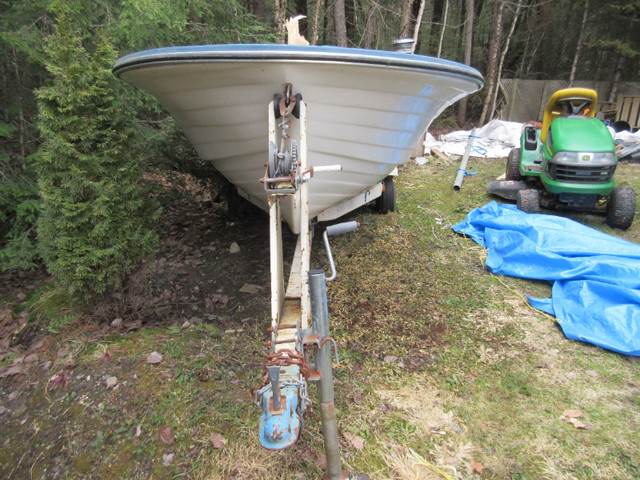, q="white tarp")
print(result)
[425,119,524,158]
[425,119,640,160]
